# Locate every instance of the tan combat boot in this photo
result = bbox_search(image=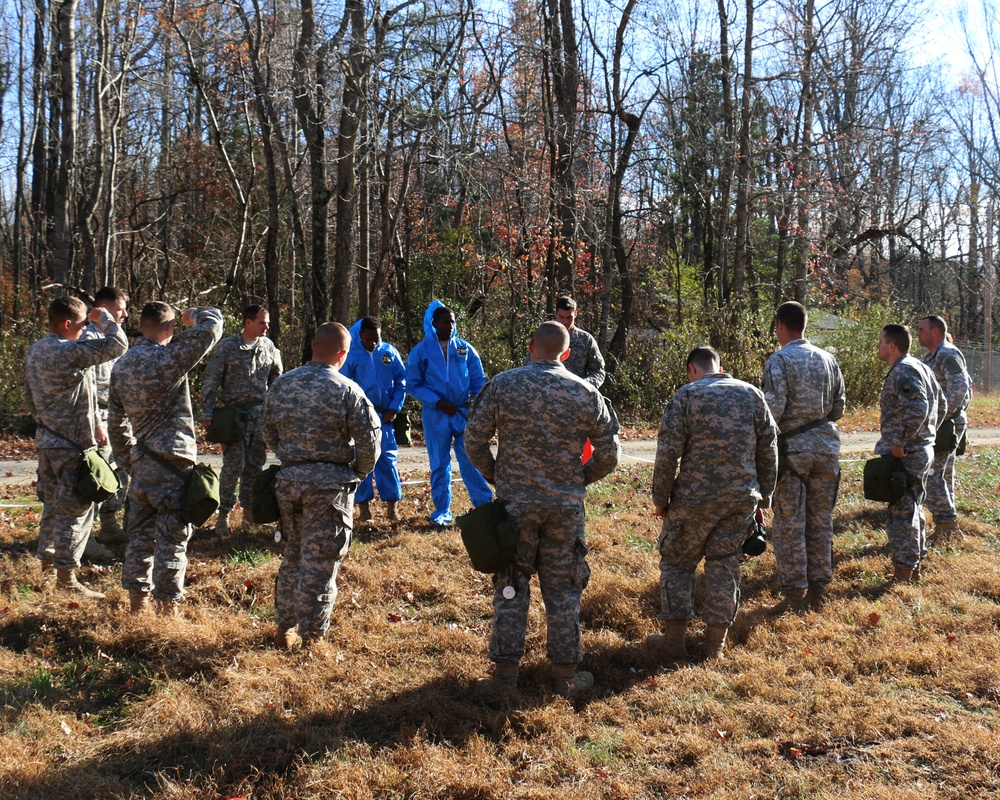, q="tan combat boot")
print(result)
[56,569,106,600]
[99,514,129,545]
[769,588,807,616]
[155,599,180,618]
[891,566,915,585]
[83,536,116,564]
[386,501,399,522]
[274,626,300,650]
[702,625,729,659]
[128,589,150,614]
[358,501,373,522]
[933,520,964,549]
[215,511,231,538]
[806,583,827,611]
[474,662,519,696]
[551,663,594,698]
[647,620,688,660]
[39,557,55,578]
